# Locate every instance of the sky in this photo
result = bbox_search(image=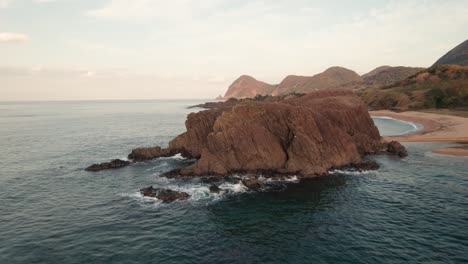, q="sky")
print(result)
[1,0,467,101]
